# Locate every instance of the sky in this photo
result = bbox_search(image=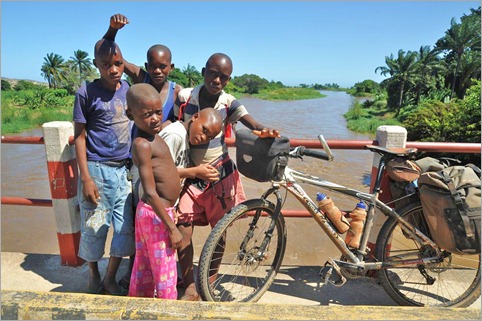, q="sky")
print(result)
[1,1,479,88]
